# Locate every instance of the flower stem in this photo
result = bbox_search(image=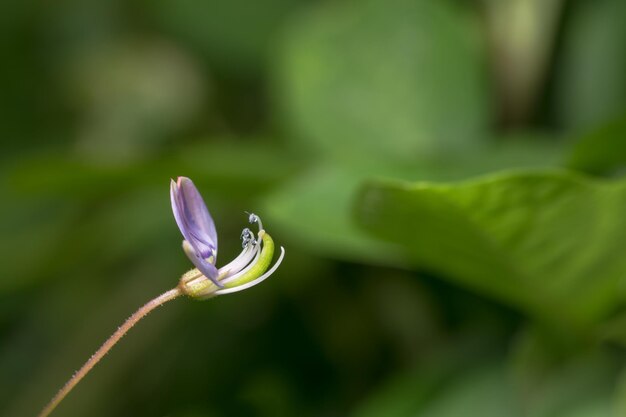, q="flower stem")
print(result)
[37,287,182,417]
